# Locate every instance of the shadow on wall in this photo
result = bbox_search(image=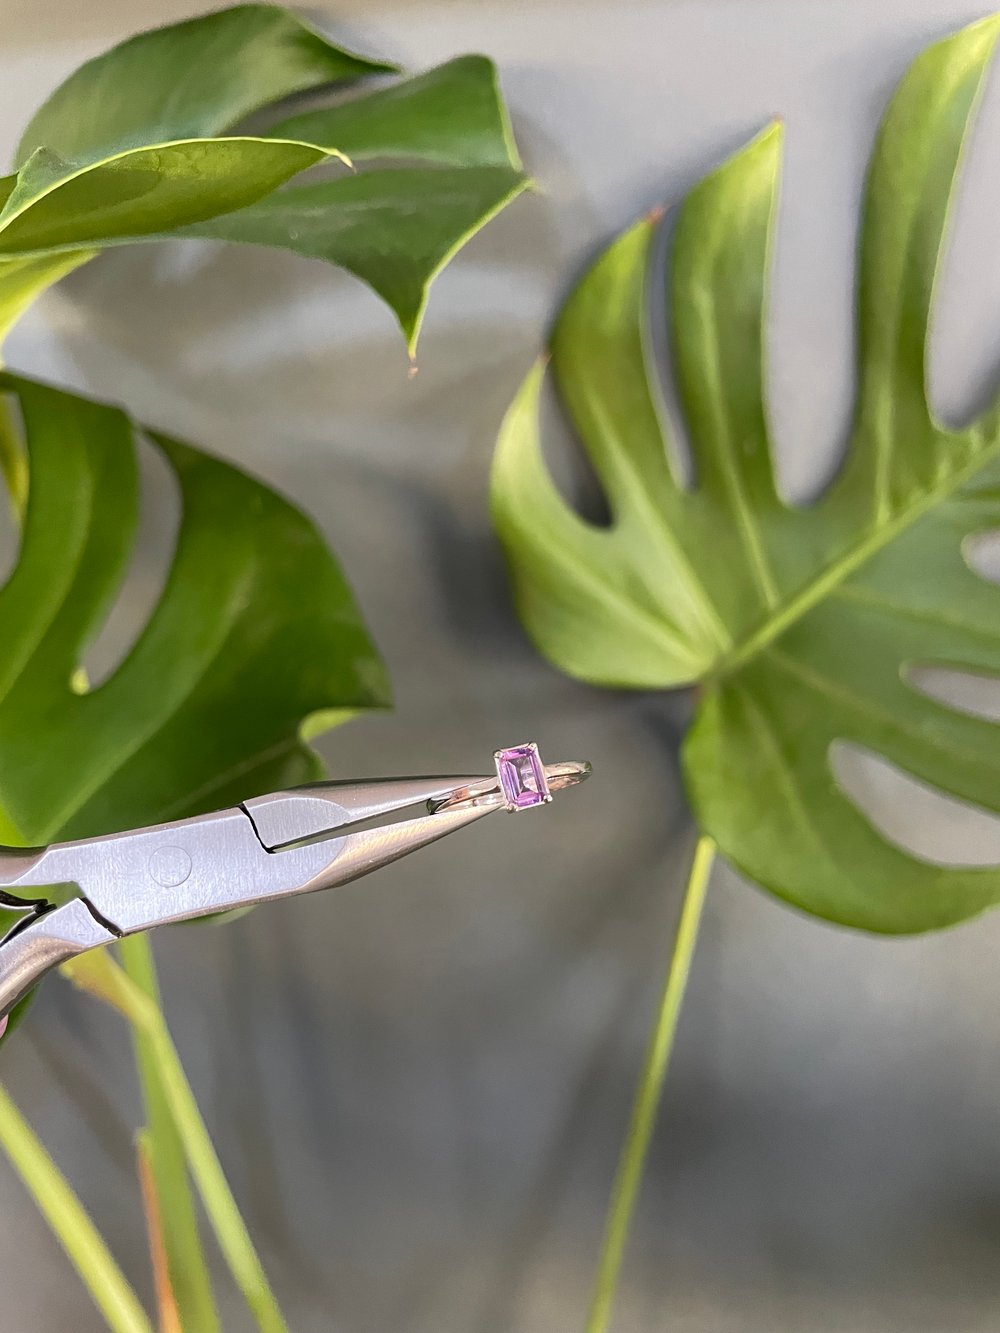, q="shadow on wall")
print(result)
[2,0,603,49]
[28,109,583,461]
[3,1,401,53]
